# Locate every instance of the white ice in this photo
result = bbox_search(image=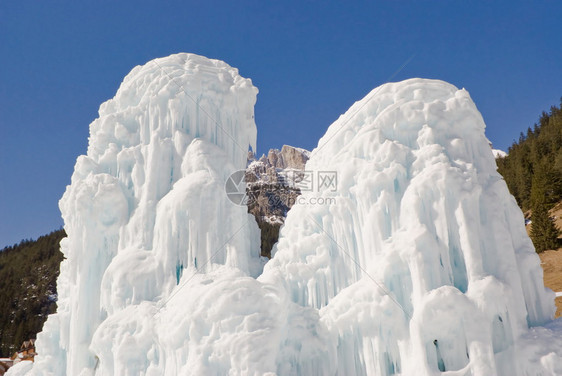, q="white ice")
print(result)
[263,78,560,375]
[14,54,562,376]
